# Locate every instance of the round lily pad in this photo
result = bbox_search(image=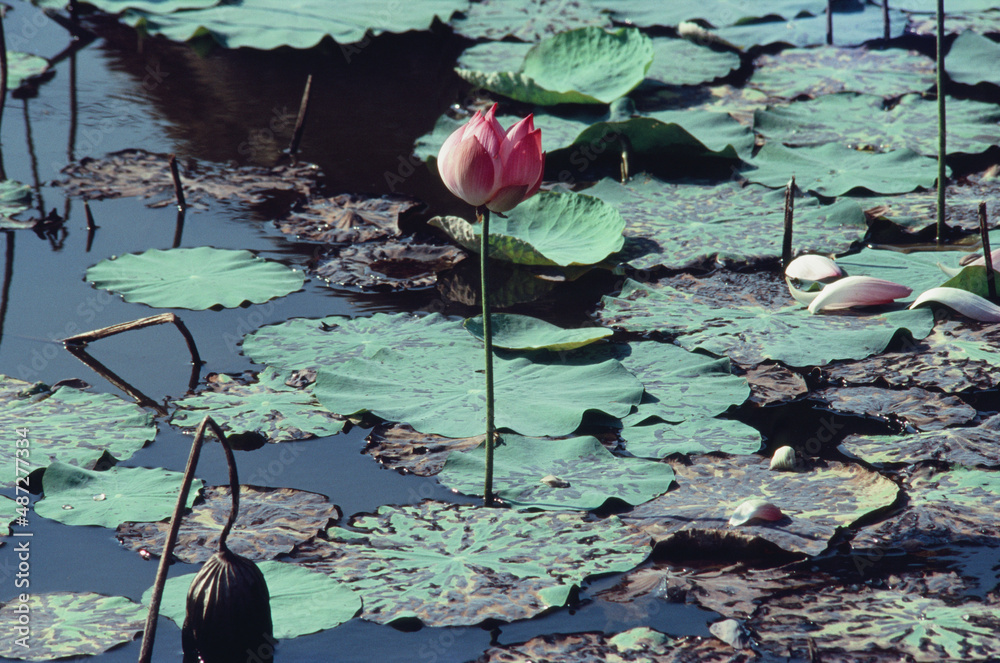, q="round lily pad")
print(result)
[4,51,51,90]
[449,0,611,41]
[34,462,202,529]
[146,560,361,640]
[439,434,675,510]
[464,314,612,351]
[946,30,1000,88]
[0,592,144,661]
[620,417,763,458]
[814,386,977,431]
[0,180,33,227]
[87,247,304,310]
[647,37,740,87]
[288,500,651,626]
